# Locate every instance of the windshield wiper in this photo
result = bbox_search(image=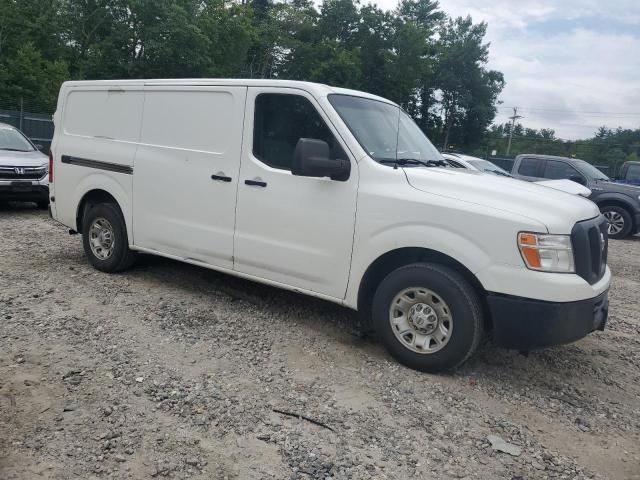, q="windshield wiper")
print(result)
[380,158,449,169]
[0,148,30,152]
